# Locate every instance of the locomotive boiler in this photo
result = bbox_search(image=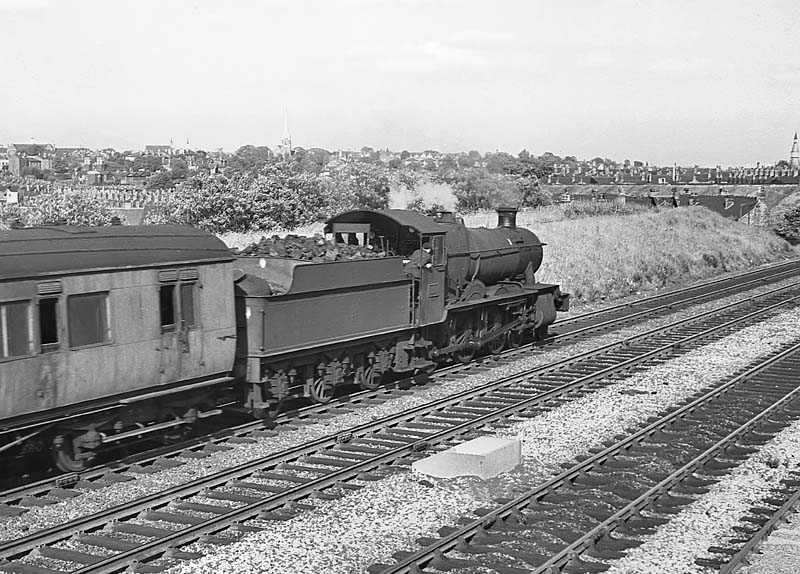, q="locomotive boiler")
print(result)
[438,207,544,291]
